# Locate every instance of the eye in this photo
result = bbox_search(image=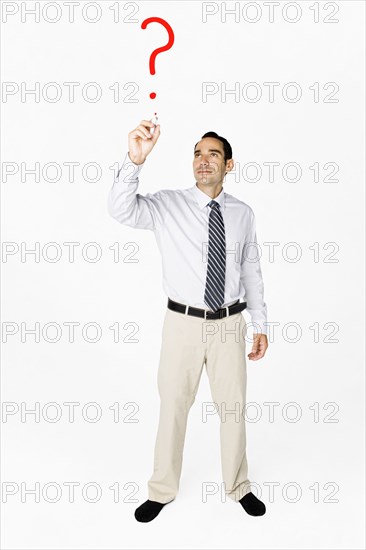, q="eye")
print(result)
[211,153,217,156]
